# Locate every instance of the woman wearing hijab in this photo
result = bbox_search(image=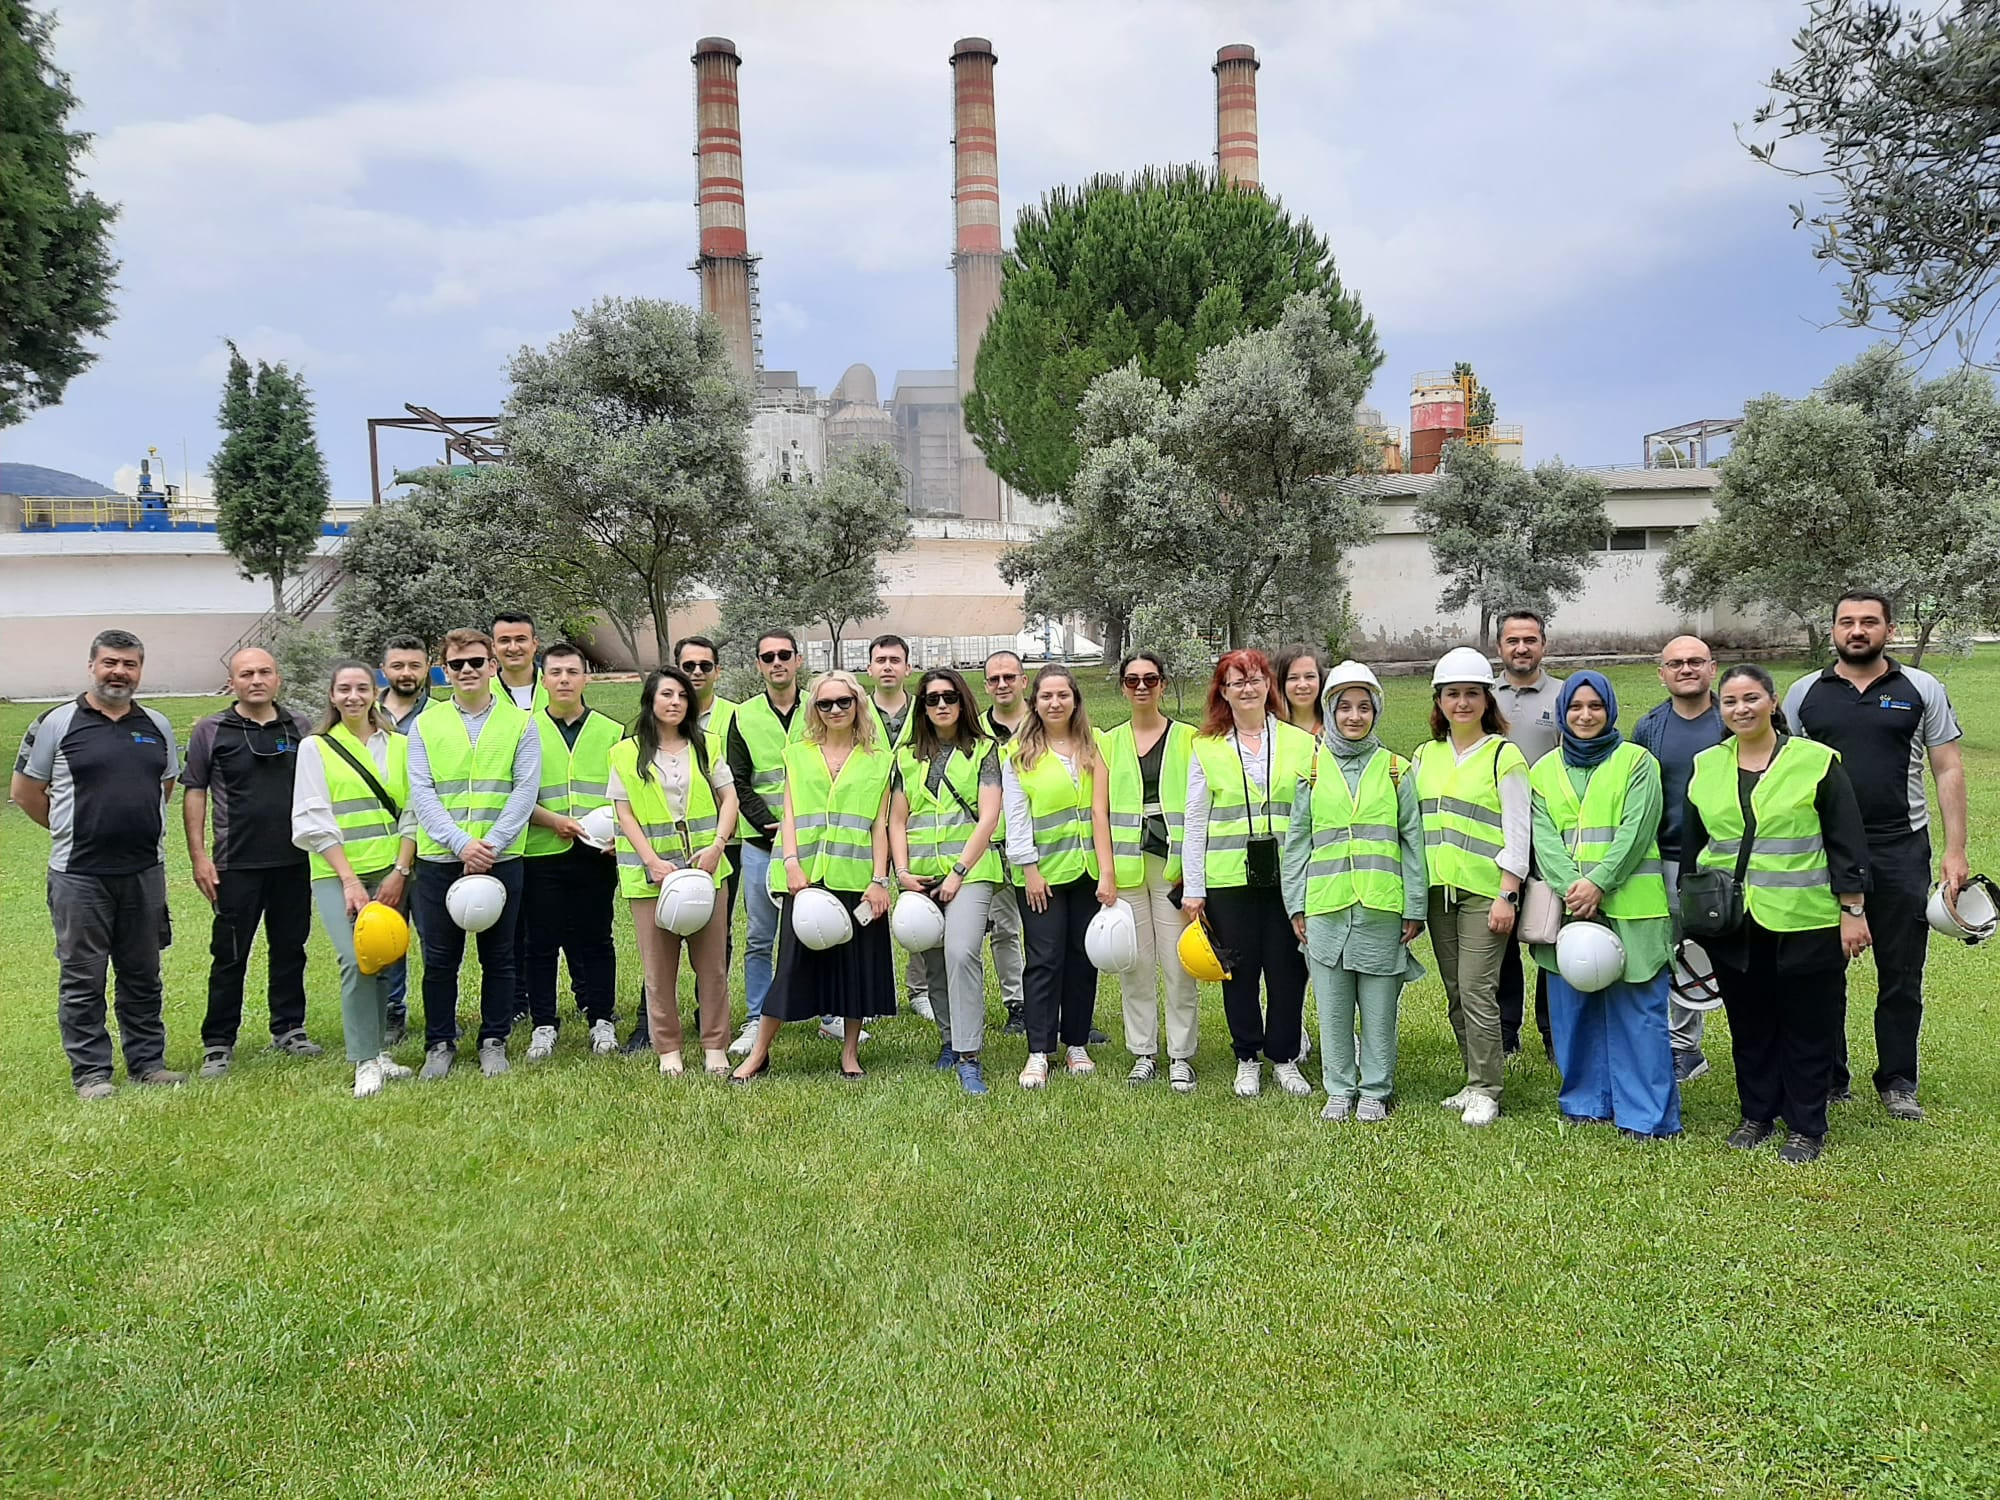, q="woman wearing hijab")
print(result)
[1527,671,1680,1138]
[1281,661,1426,1122]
